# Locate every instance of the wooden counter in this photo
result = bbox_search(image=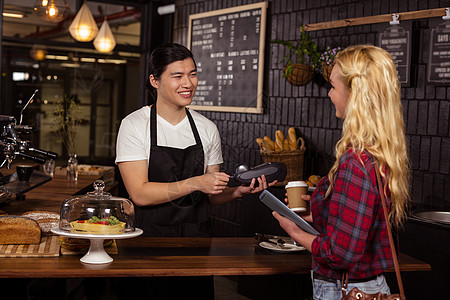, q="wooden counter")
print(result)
[0,173,431,280]
[0,237,431,279]
[1,174,102,215]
